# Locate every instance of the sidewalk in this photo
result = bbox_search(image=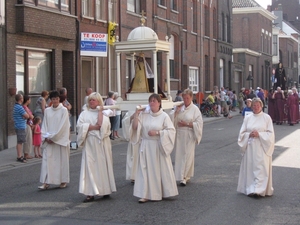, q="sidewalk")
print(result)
[0,110,241,172]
